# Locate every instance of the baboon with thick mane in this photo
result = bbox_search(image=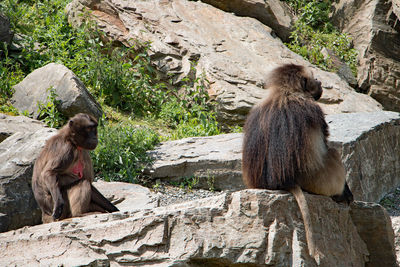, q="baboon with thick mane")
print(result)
[32,113,119,223]
[242,63,353,262]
